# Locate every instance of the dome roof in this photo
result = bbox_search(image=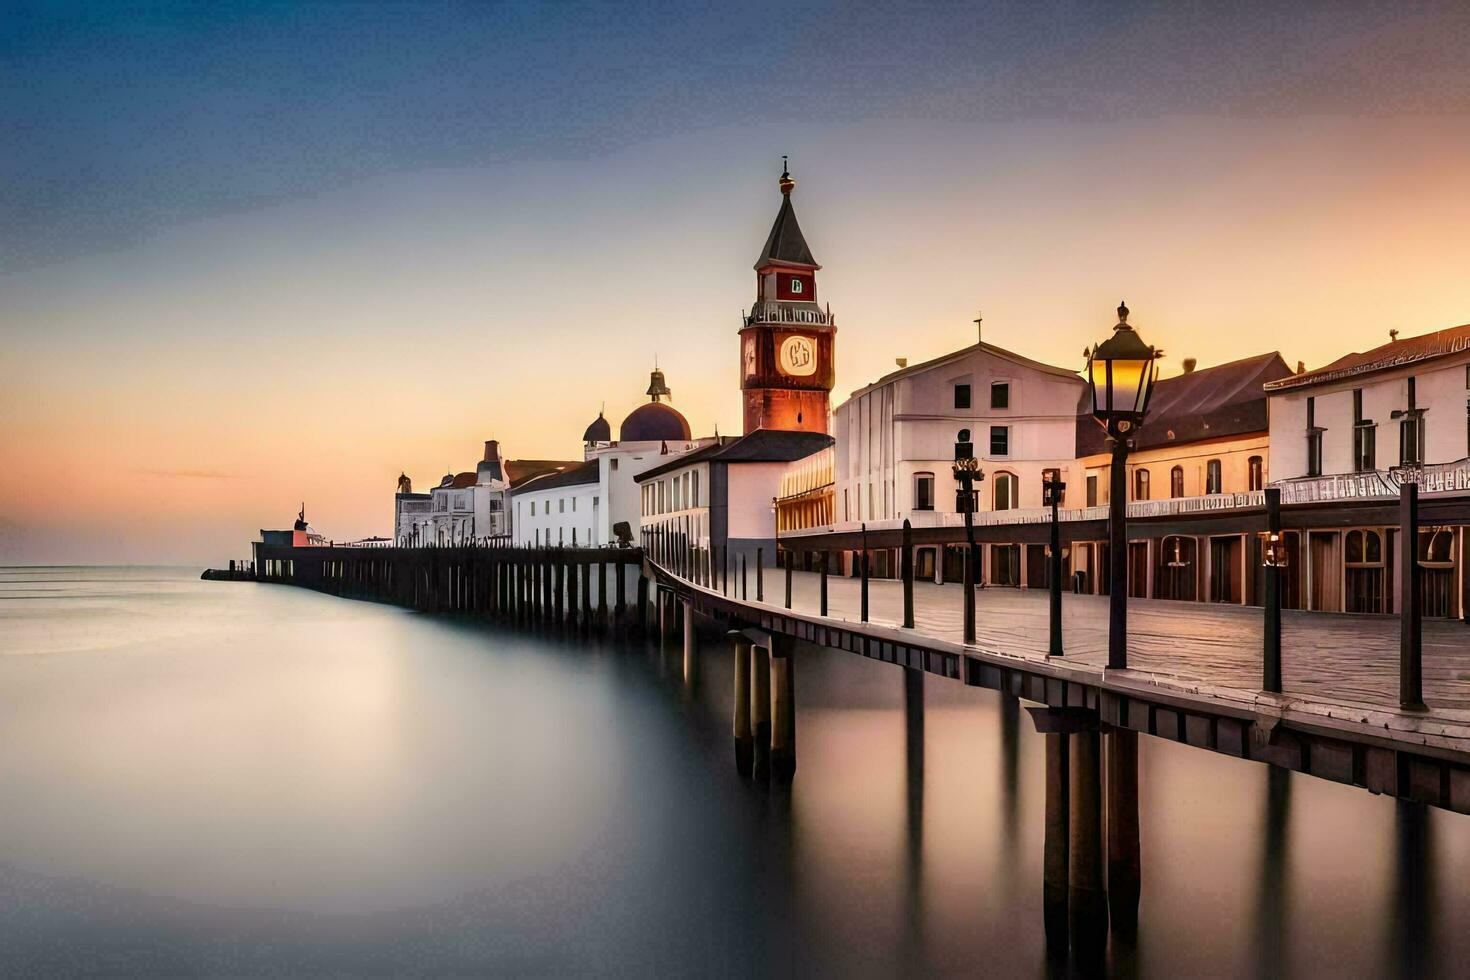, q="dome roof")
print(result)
[583,412,611,443]
[620,402,691,442]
